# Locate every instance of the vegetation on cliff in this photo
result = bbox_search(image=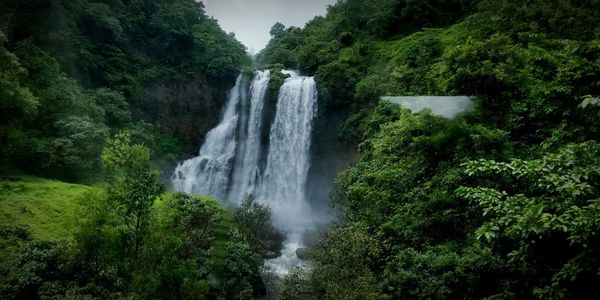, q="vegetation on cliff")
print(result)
[0,132,270,299]
[0,1,275,298]
[260,0,600,299]
[2,0,600,299]
[0,0,250,180]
